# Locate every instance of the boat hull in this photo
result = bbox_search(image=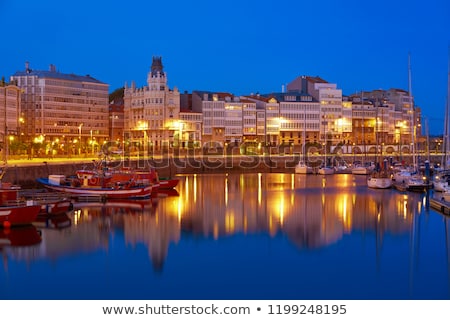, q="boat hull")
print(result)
[39,199,73,215]
[367,177,393,189]
[352,167,373,175]
[37,178,152,199]
[0,204,41,227]
[155,178,179,190]
[318,167,335,175]
[295,166,313,174]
